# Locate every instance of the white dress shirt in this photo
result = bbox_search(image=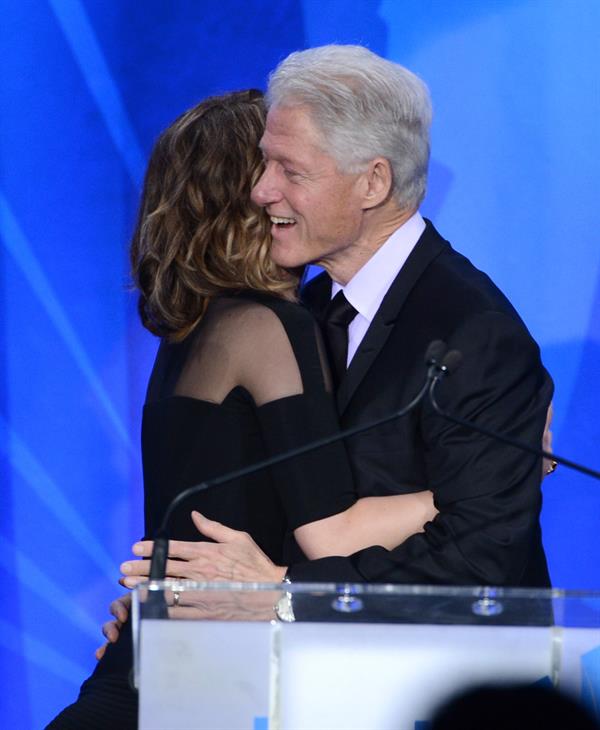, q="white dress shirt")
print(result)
[331,211,426,366]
